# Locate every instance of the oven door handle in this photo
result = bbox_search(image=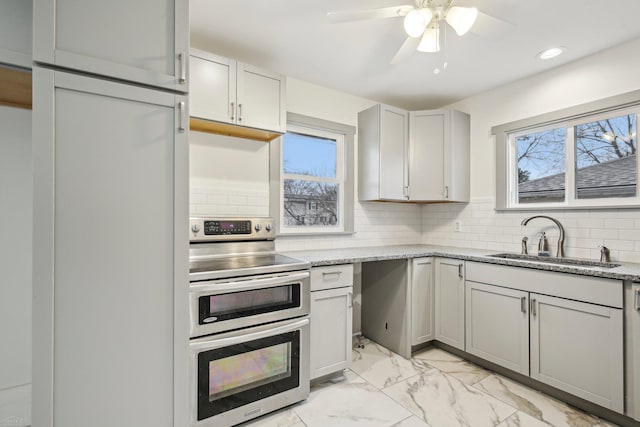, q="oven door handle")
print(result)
[191,271,310,295]
[190,317,310,352]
